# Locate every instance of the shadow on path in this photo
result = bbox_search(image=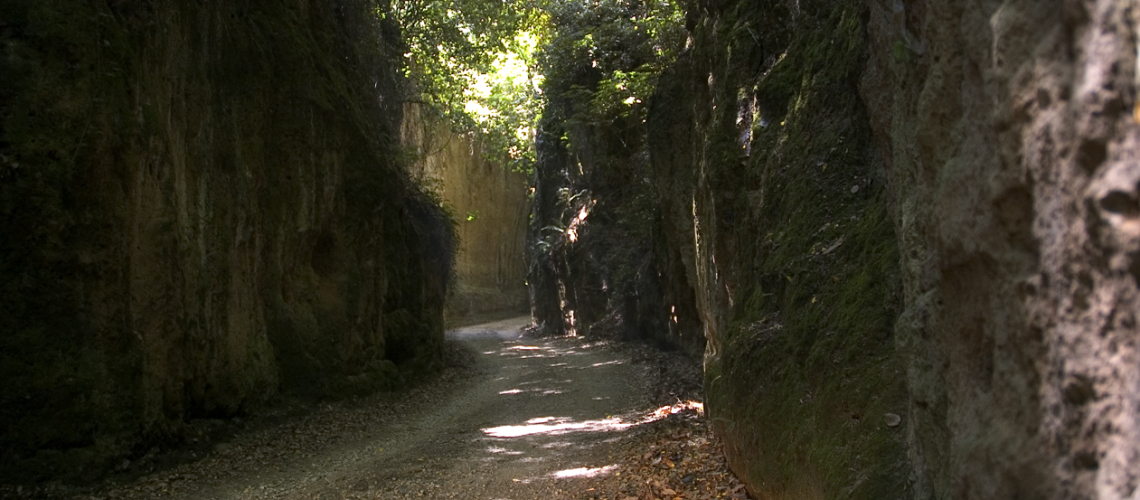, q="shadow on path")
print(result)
[77,316,666,500]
